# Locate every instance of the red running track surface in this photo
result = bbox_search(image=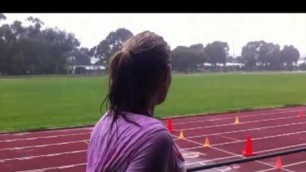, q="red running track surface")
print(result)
[1,106,306,172]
